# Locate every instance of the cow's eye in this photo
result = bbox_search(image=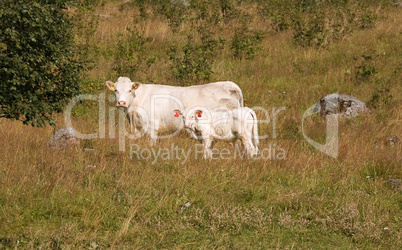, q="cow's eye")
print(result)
[129,90,132,93]
[114,89,117,92]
